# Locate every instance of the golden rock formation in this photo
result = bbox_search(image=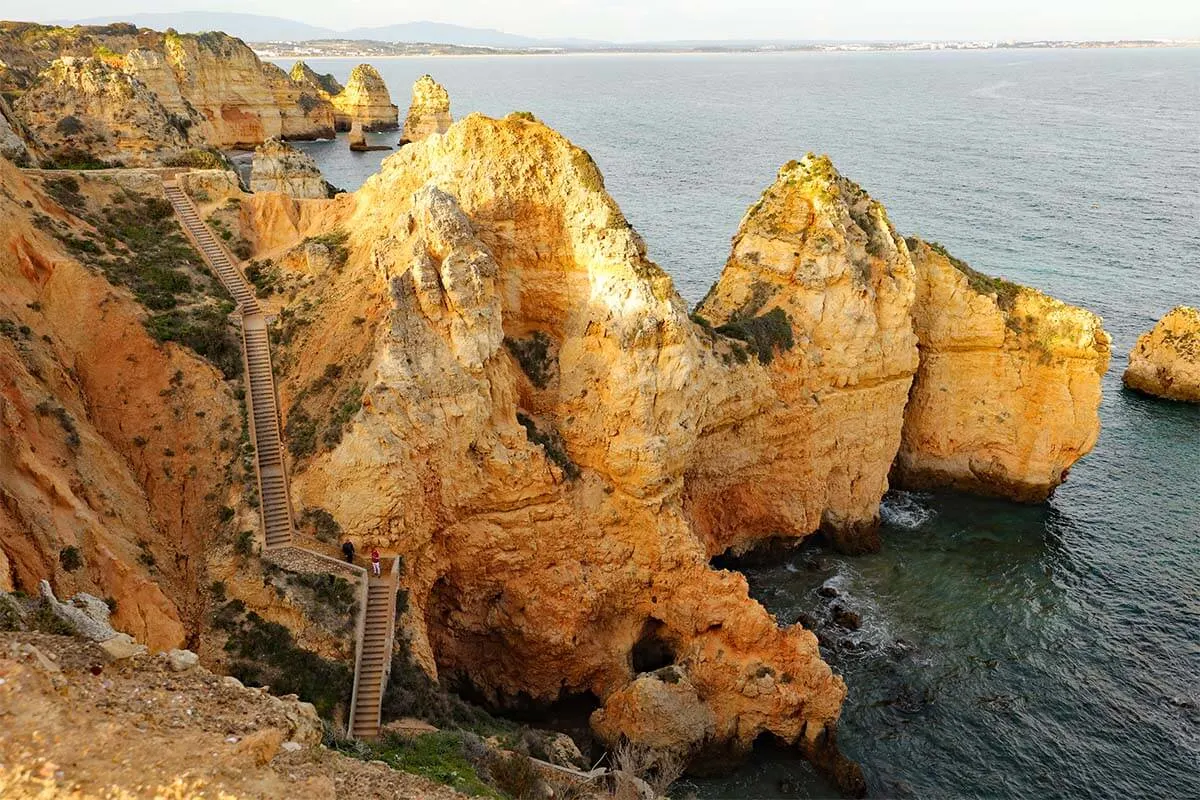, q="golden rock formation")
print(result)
[260,63,336,140]
[694,155,920,554]
[289,61,344,99]
[13,56,191,165]
[401,74,452,144]
[0,94,35,166]
[894,238,1111,501]
[251,138,328,199]
[1124,306,1200,402]
[0,161,239,649]
[331,64,398,132]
